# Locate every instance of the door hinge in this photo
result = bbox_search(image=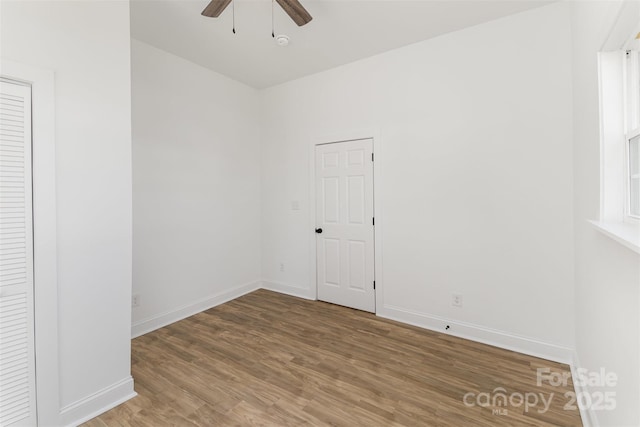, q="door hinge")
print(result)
[371,153,374,162]
[373,280,376,290]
